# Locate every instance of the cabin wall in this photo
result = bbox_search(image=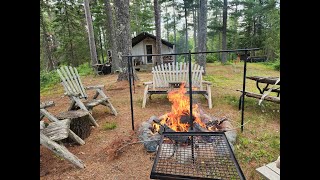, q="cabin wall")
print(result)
[132,37,174,67]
